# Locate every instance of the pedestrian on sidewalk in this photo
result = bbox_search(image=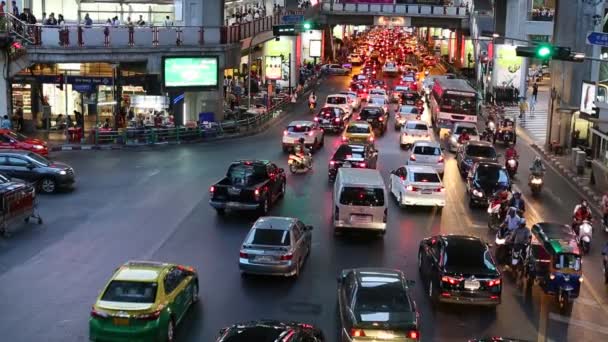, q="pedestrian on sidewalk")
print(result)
[529,97,536,117]
[1,115,12,129]
[532,82,538,102]
[519,98,528,120]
